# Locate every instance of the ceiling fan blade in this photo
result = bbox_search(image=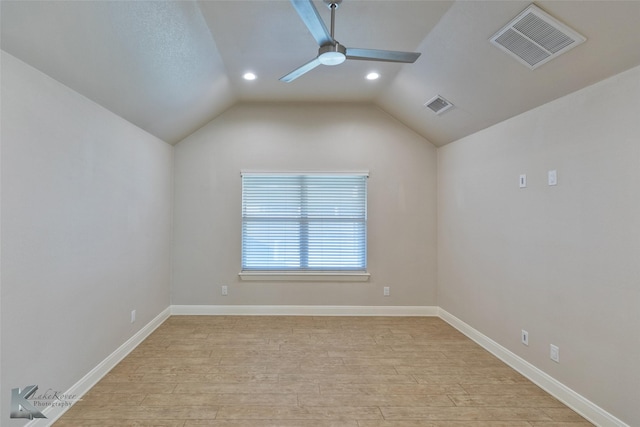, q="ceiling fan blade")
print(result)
[280,57,323,82]
[290,0,334,47]
[346,48,421,63]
